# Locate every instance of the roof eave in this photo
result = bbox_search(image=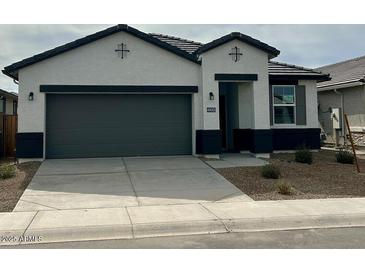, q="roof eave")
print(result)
[0,89,18,99]
[1,69,17,81]
[318,78,365,91]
